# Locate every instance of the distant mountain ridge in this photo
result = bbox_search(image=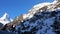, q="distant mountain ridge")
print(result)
[0,13,13,25]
